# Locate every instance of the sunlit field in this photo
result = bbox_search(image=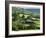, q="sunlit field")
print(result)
[12,7,40,31]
